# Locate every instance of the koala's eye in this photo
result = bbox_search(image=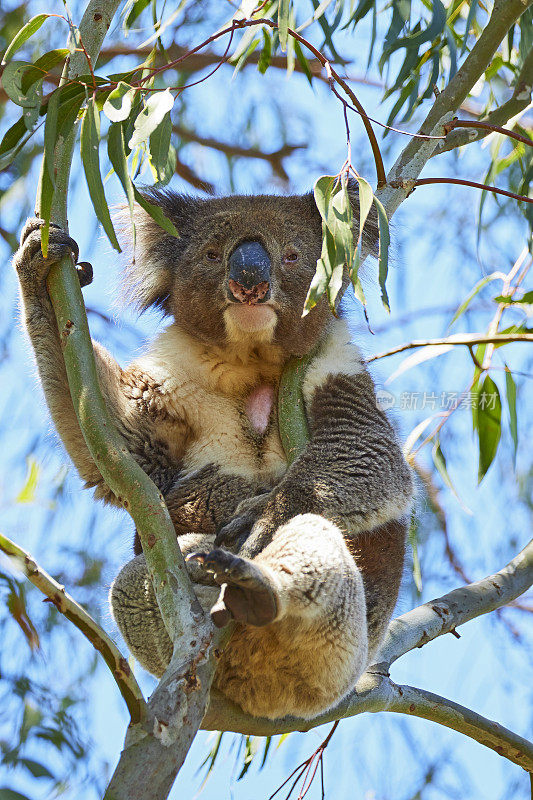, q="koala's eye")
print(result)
[206,250,221,262]
[283,251,299,264]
